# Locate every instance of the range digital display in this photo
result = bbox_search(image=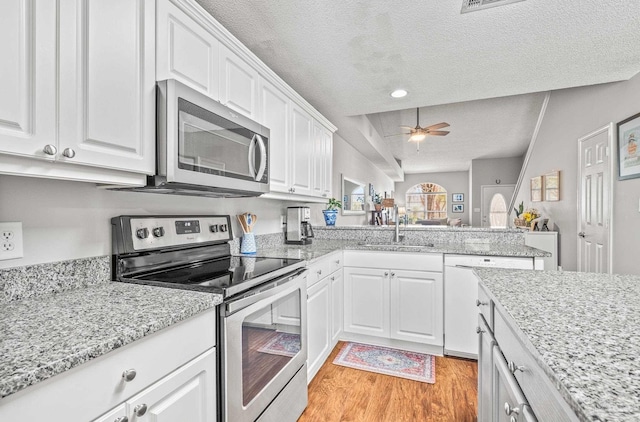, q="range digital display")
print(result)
[175,220,200,235]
